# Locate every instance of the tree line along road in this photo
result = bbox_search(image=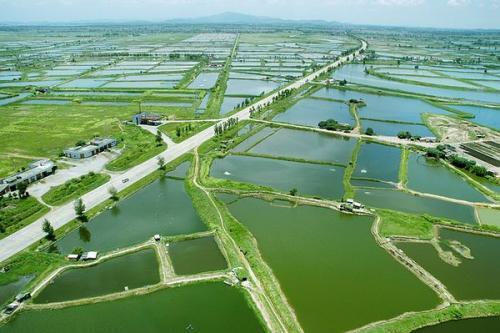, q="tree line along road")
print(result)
[0,39,367,263]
